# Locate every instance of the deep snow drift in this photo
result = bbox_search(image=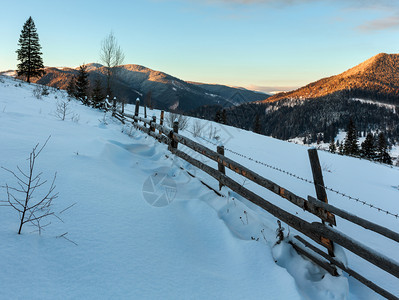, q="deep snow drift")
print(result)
[0,76,398,299]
